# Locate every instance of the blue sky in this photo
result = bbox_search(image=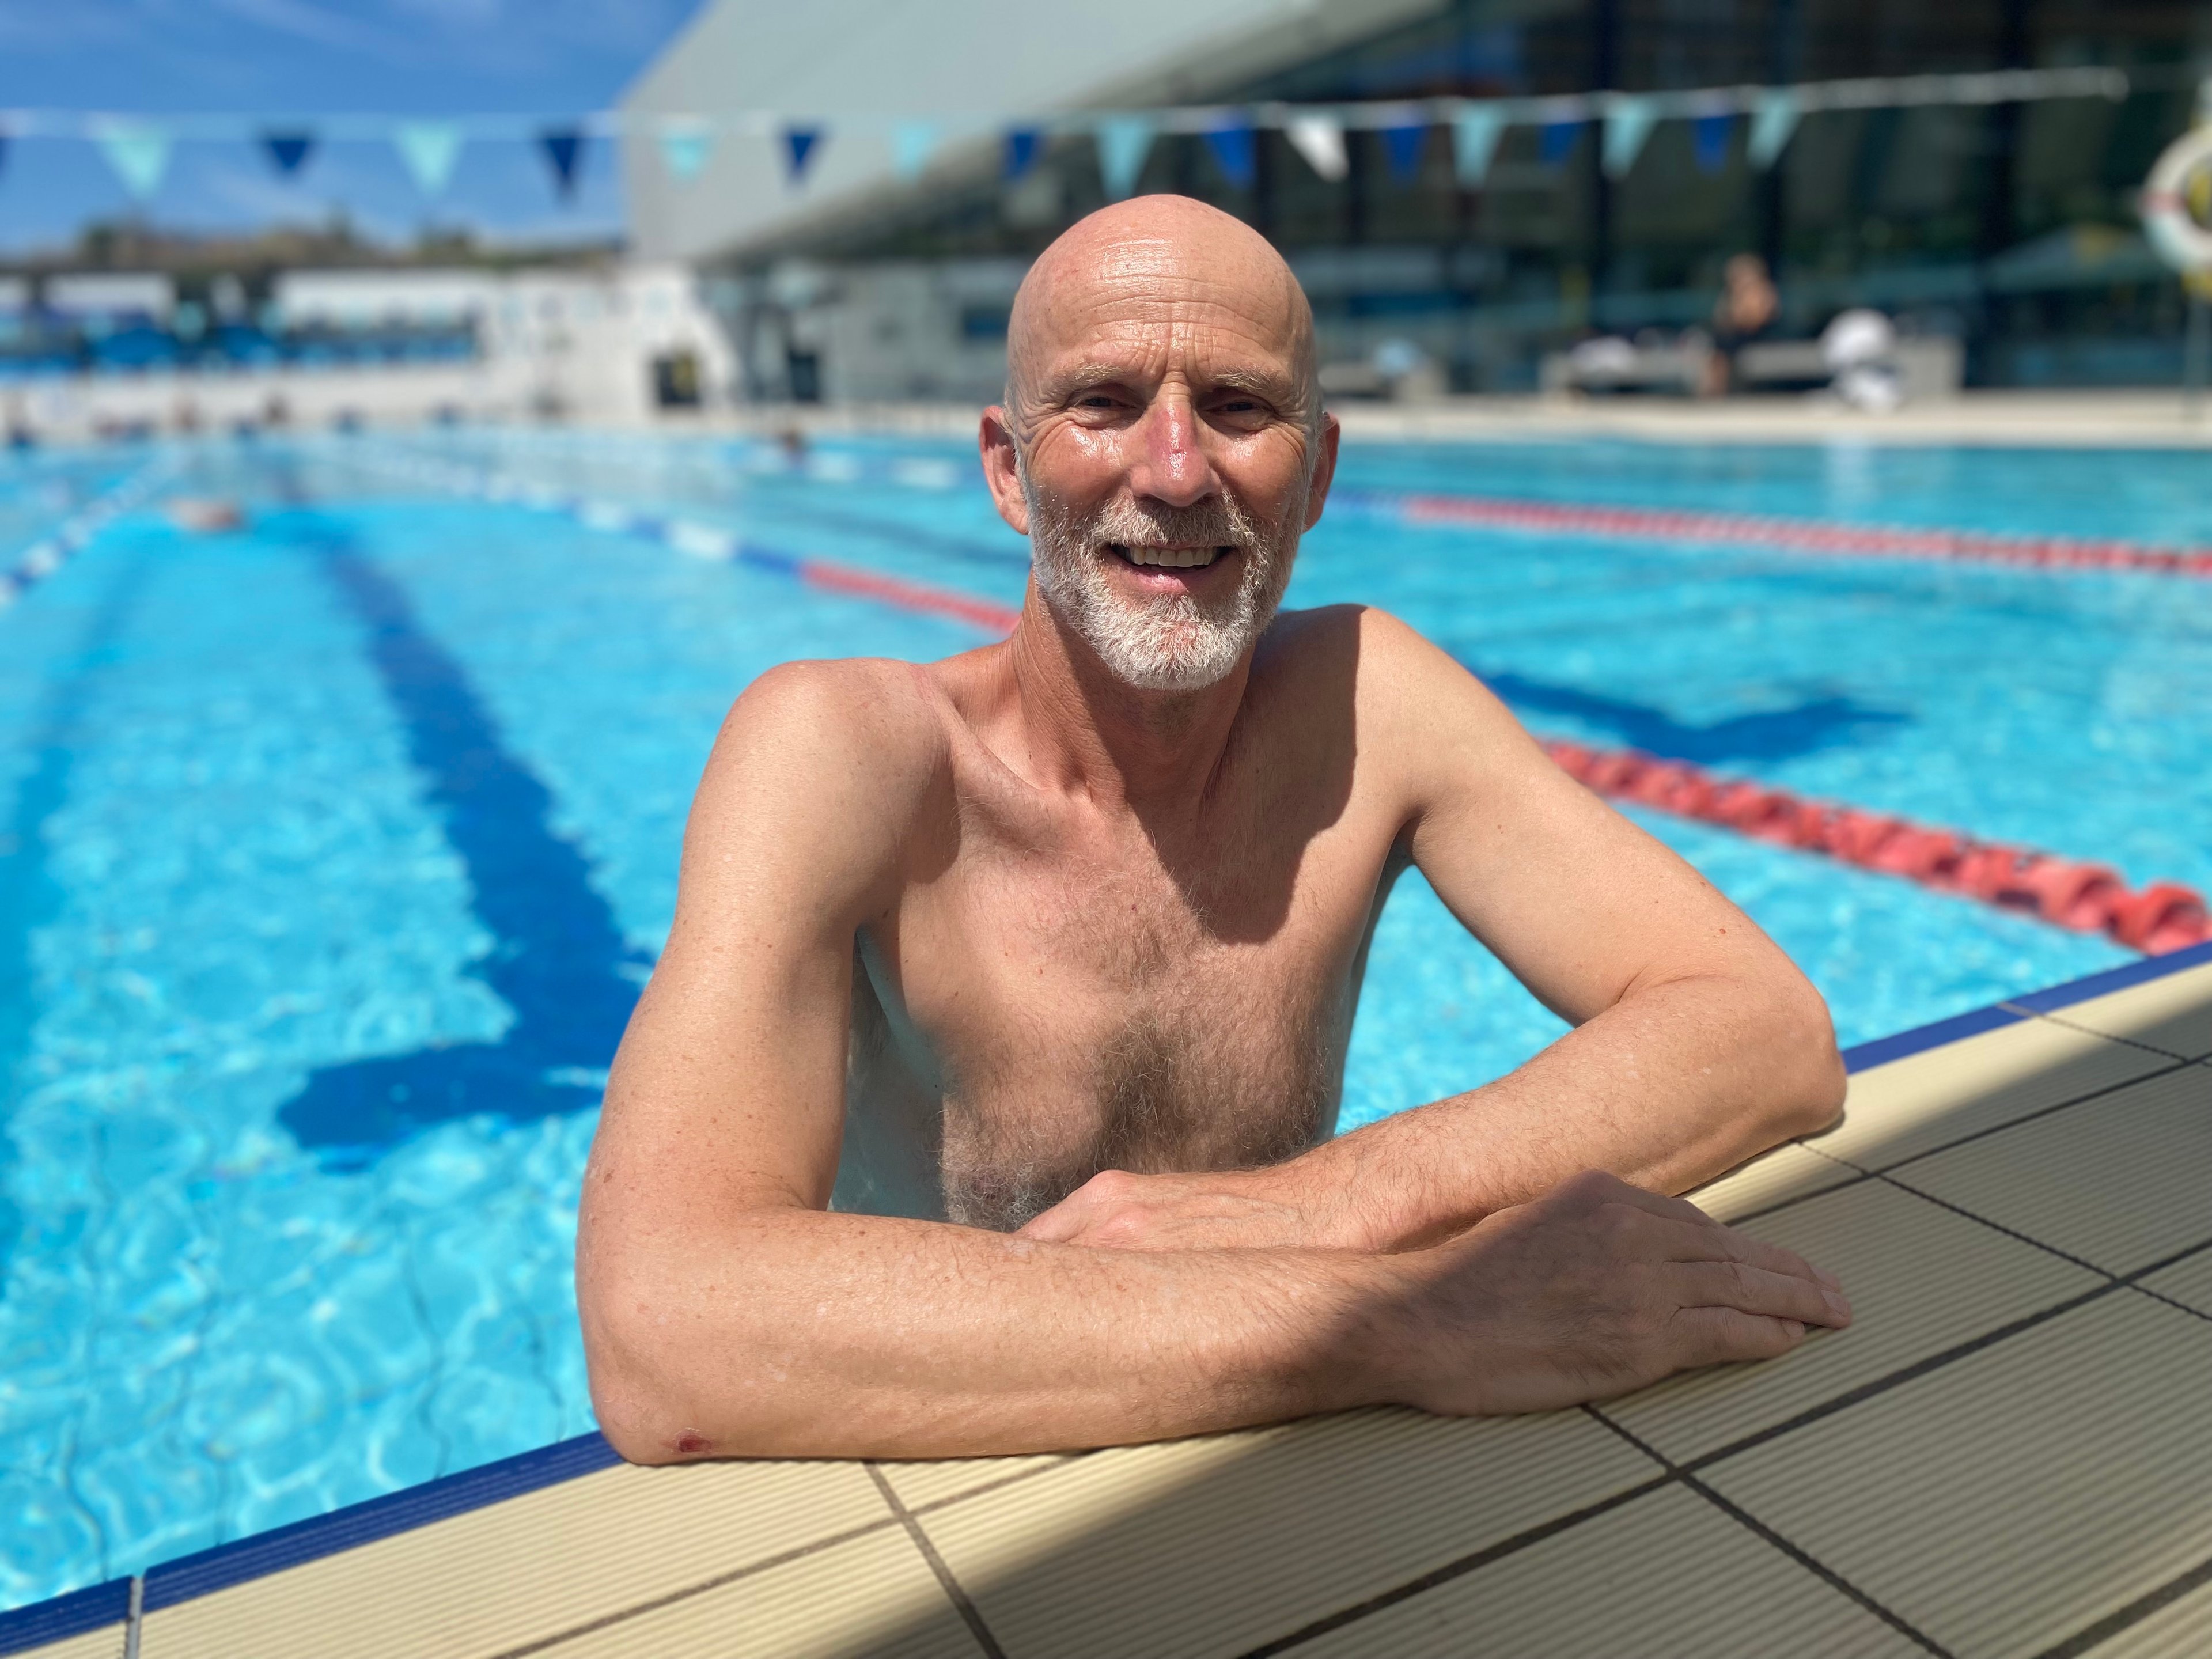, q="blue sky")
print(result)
[0,0,710,253]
